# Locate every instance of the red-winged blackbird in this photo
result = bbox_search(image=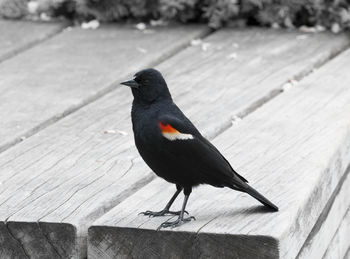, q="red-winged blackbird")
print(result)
[121,68,278,229]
